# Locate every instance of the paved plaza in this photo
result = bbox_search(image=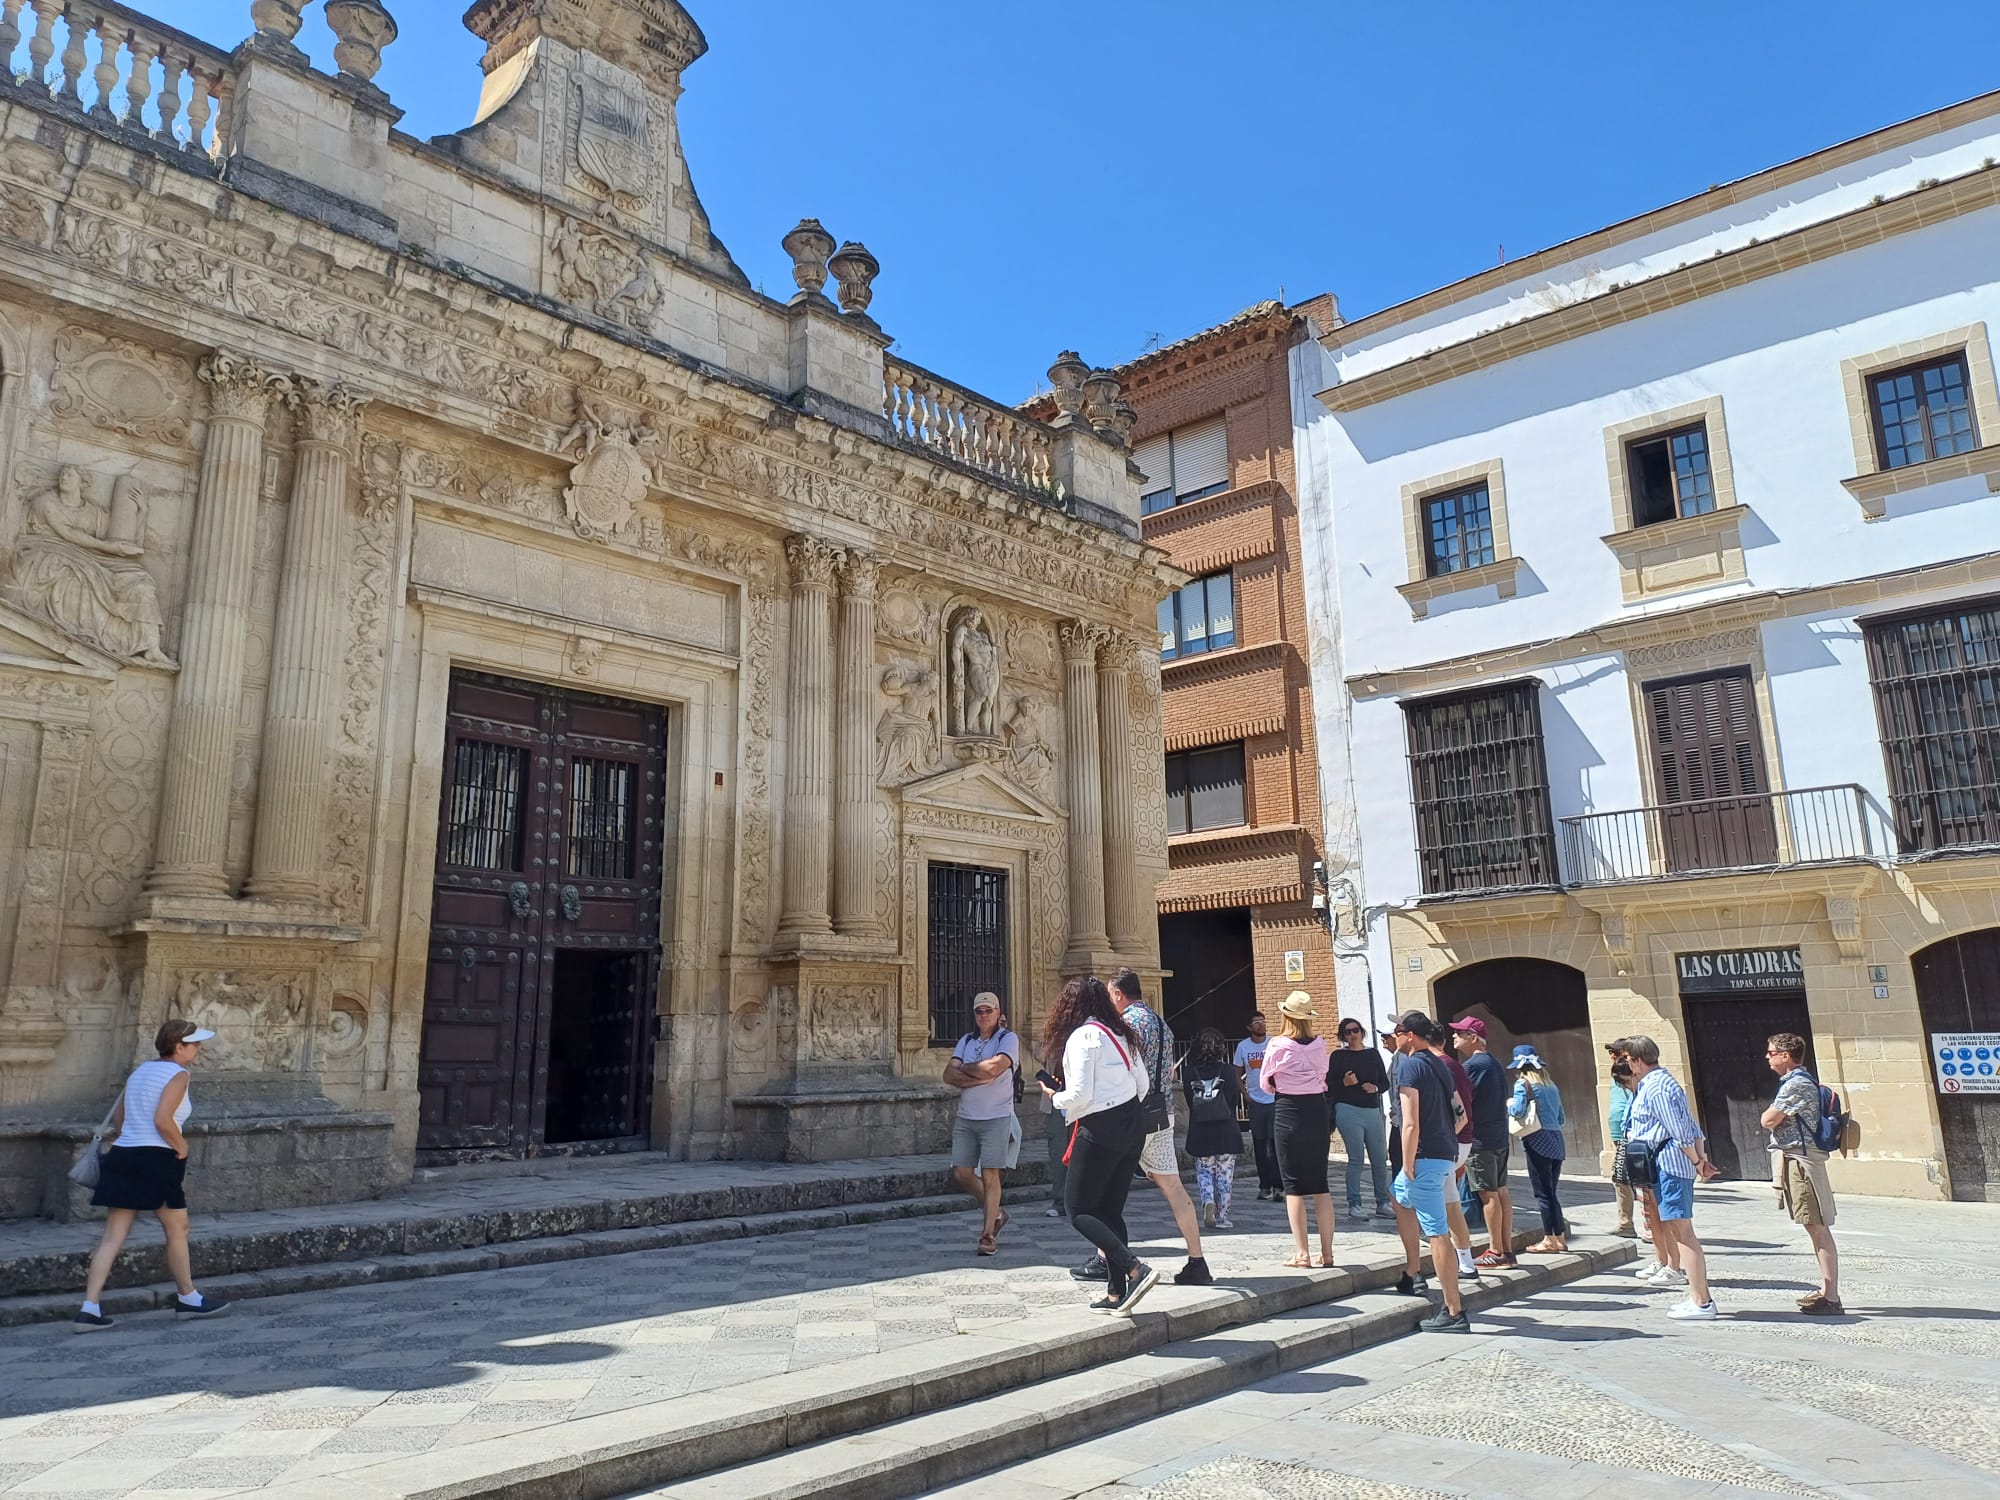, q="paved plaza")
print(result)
[952,1186,2000,1500]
